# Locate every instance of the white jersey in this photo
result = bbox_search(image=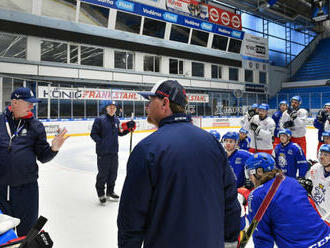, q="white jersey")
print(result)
[306,163,330,223]
[279,108,308,138]
[247,115,275,150]
[240,114,250,130]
